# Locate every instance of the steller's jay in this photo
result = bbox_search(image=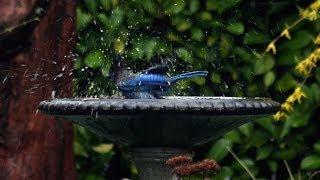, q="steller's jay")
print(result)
[116,64,208,99]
